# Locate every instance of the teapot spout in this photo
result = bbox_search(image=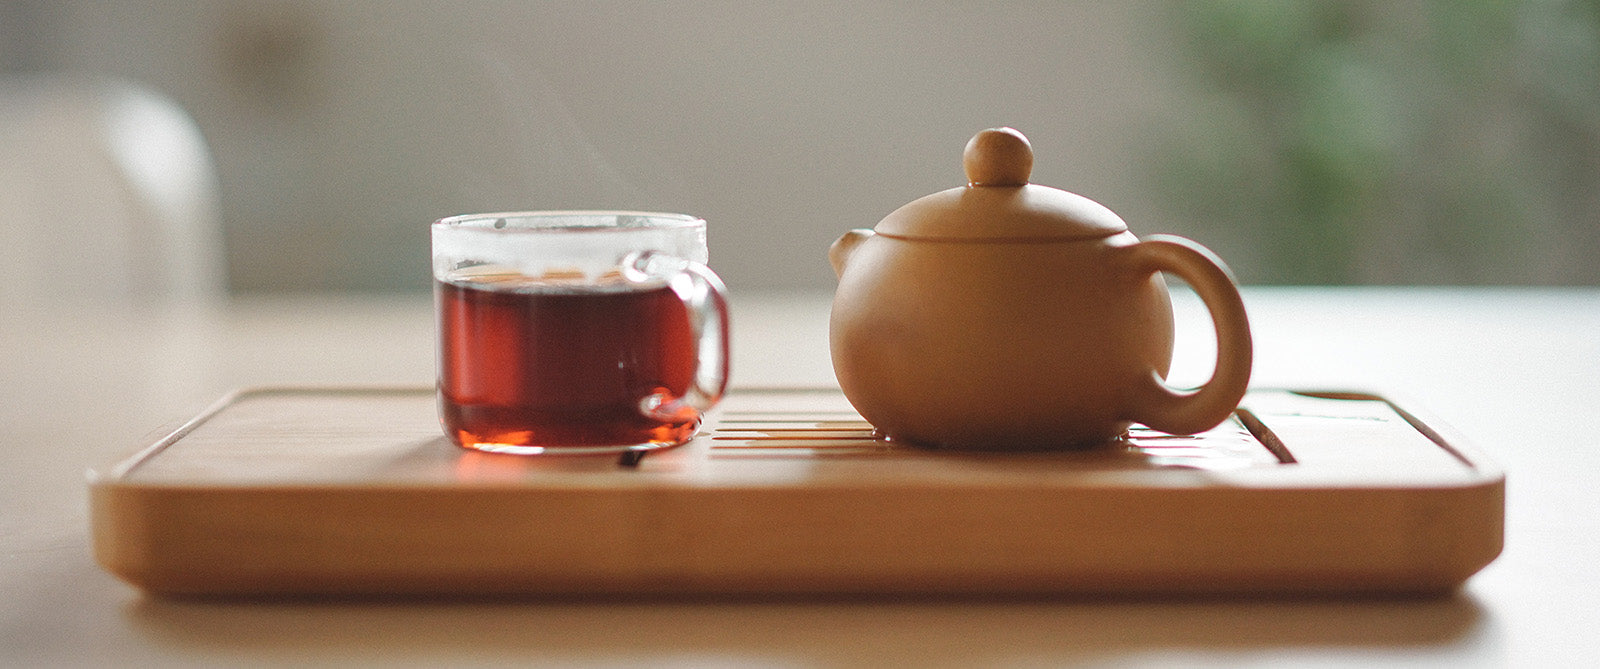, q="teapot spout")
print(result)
[829,229,875,278]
